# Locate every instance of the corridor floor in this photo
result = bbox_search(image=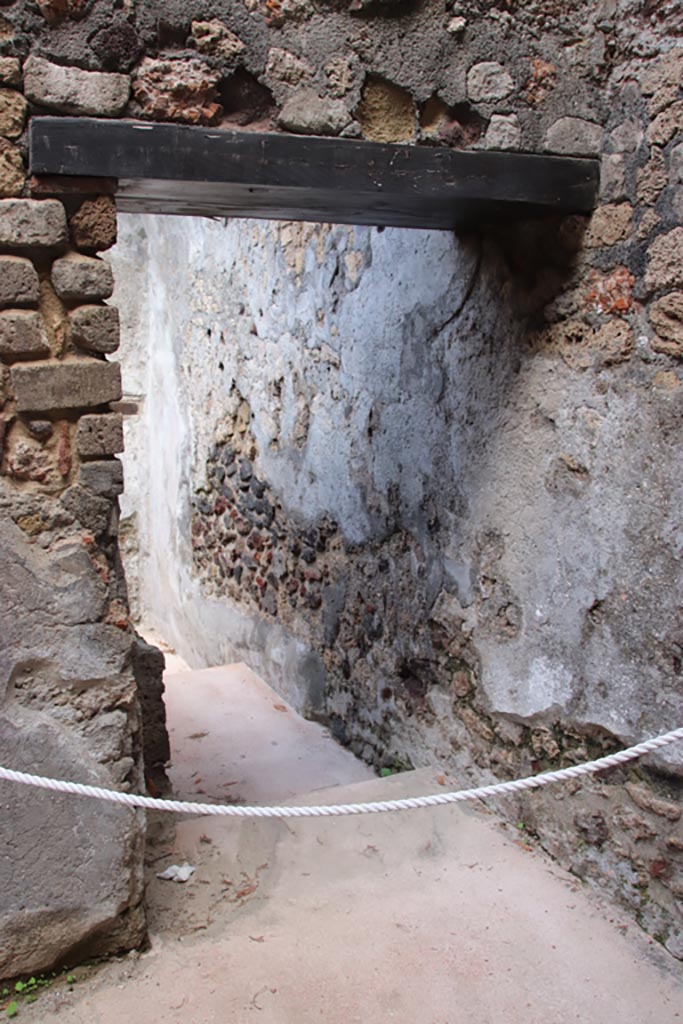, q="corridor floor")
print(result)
[27,648,683,1024]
